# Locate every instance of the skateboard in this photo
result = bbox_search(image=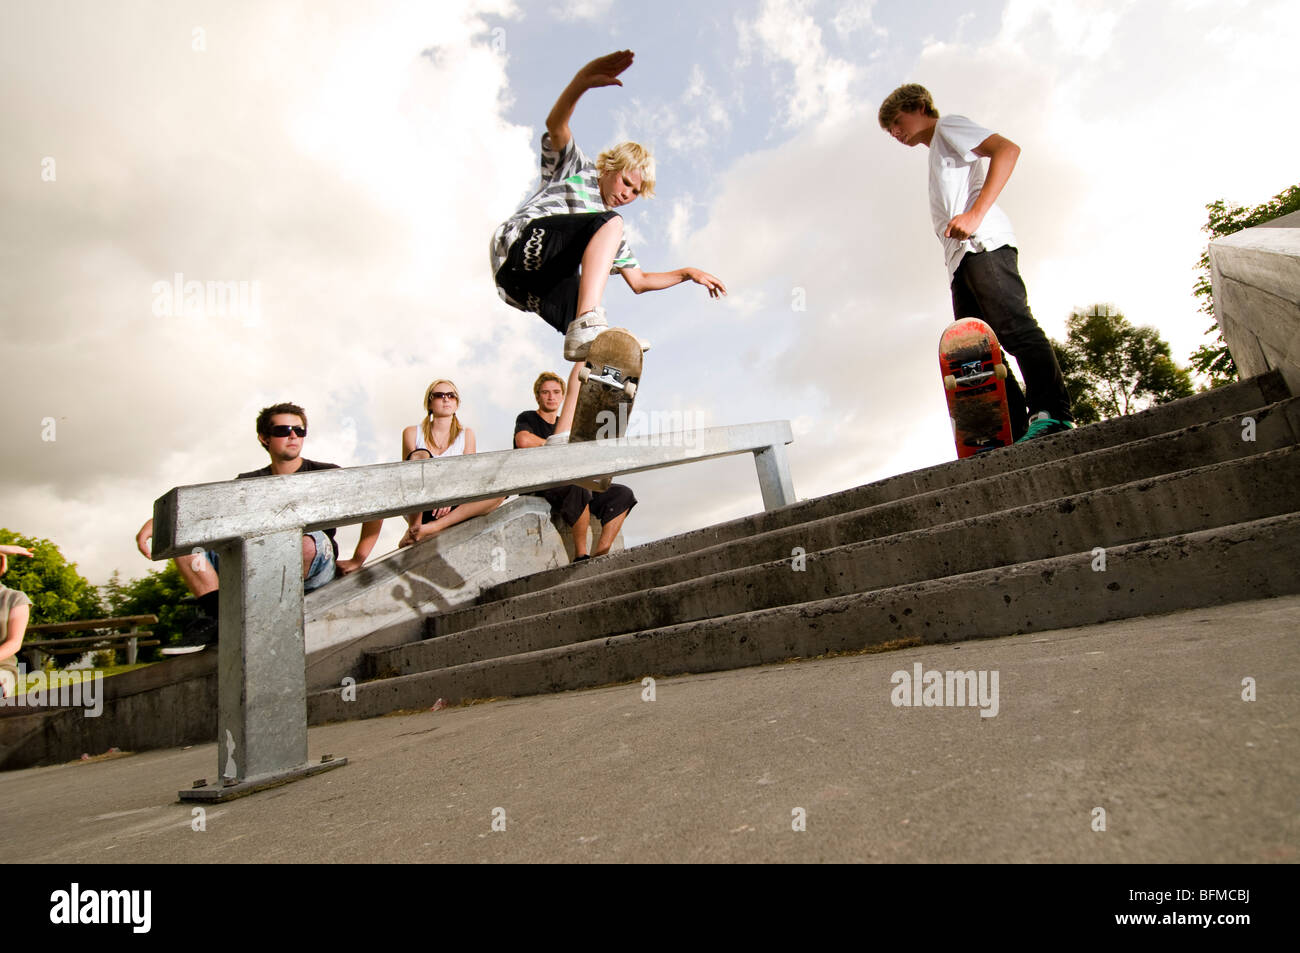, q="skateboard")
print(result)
[939,317,1013,458]
[570,327,641,443]
[566,327,641,492]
